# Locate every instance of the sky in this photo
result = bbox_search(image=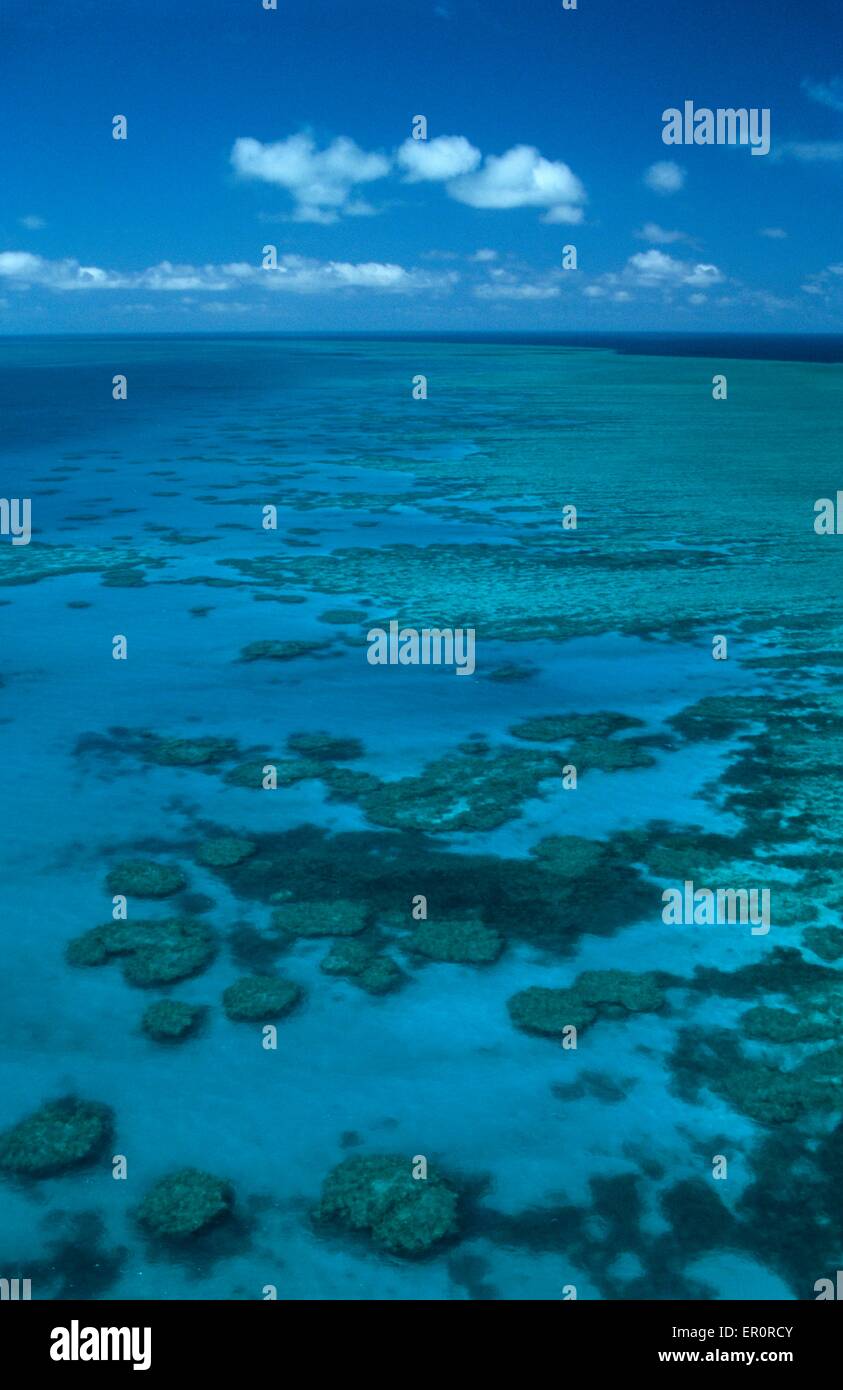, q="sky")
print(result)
[1,0,842,333]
